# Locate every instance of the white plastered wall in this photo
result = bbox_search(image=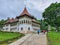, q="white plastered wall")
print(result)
[19,17,34,33]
